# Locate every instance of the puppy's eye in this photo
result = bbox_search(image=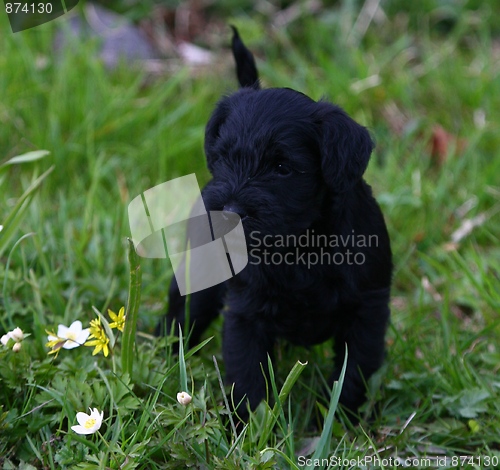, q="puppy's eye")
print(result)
[274,163,293,176]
